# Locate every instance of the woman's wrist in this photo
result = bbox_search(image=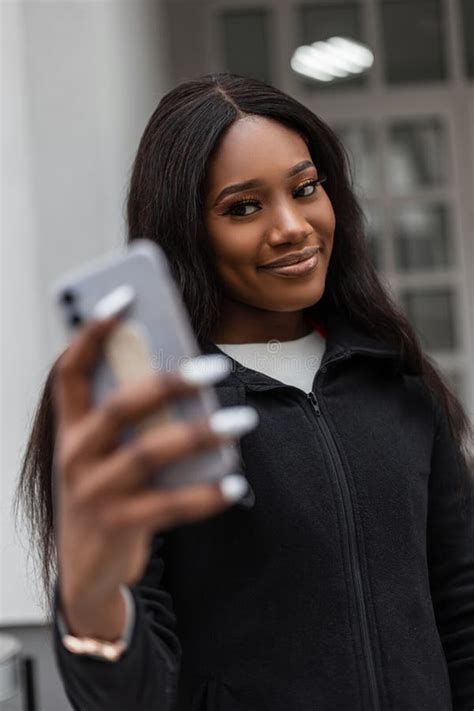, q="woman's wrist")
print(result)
[59,585,129,642]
